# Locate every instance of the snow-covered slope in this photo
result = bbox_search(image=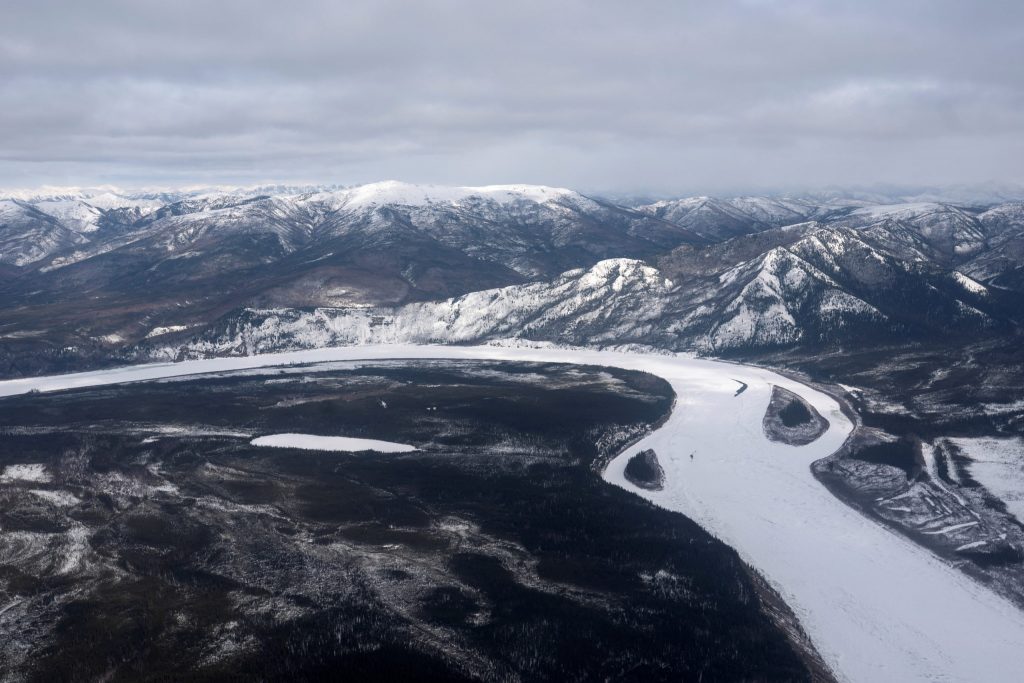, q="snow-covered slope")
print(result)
[29,199,106,234]
[2,184,1023,374]
[664,225,999,346]
[161,259,680,357]
[704,244,886,350]
[308,180,583,210]
[4,184,1021,286]
[0,200,89,266]
[632,195,866,242]
[8,181,702,284]
[960,203,1024,287]
[836,202,990,263]
[292,181,700,279]
[636,196,807,241]
[154,230,995,360]
[159,216,1011,362]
